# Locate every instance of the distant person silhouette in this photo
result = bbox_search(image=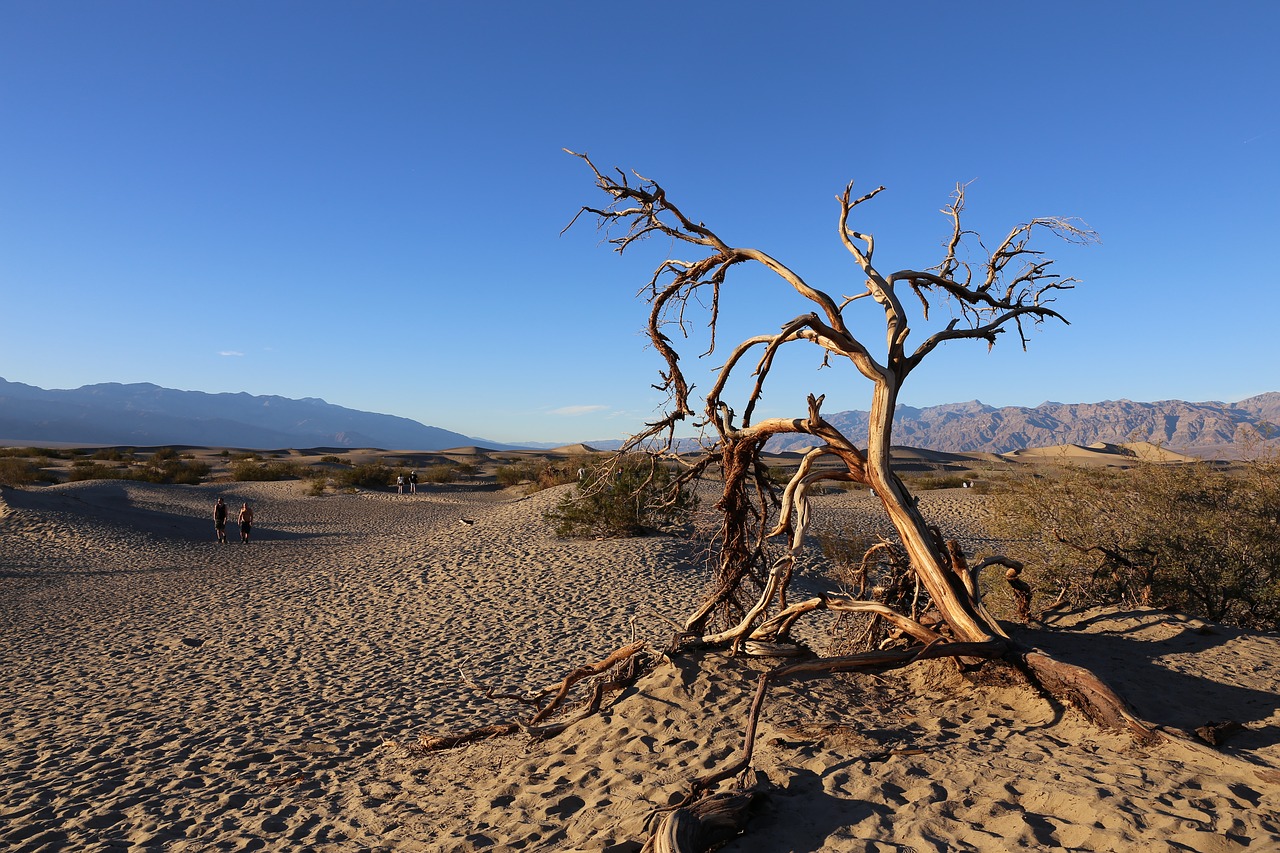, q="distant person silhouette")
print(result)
[214,497,228,544]
[238,502,254,543]
[409,470,418,494]
[396,473,405,494]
